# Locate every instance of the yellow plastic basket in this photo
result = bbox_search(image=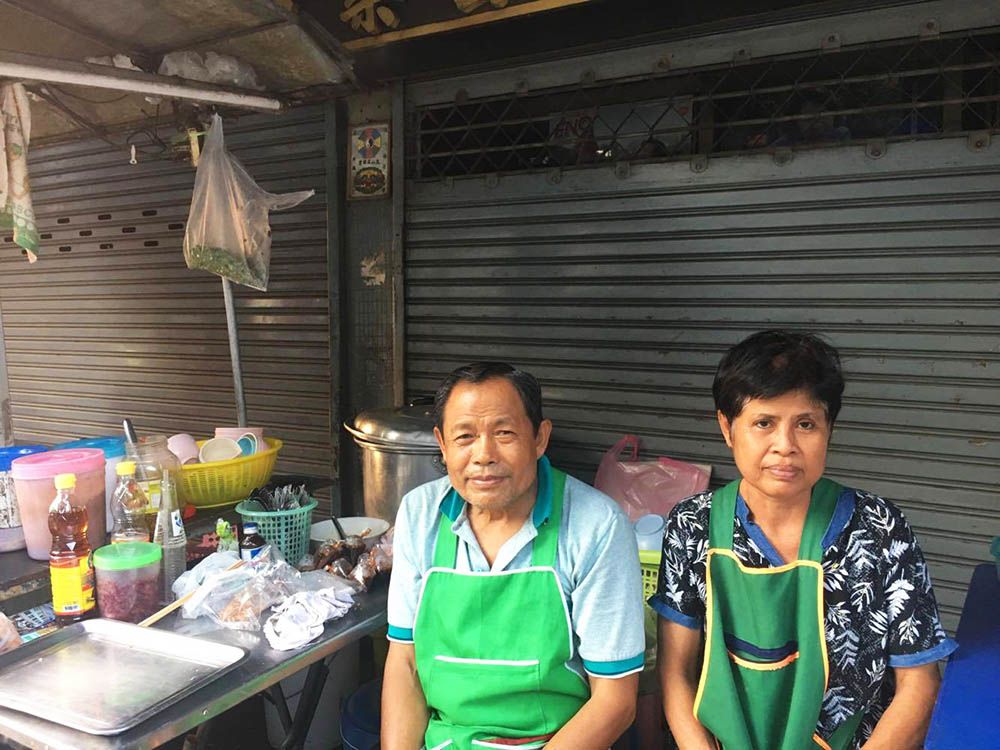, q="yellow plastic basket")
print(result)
[180,438,282,509]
